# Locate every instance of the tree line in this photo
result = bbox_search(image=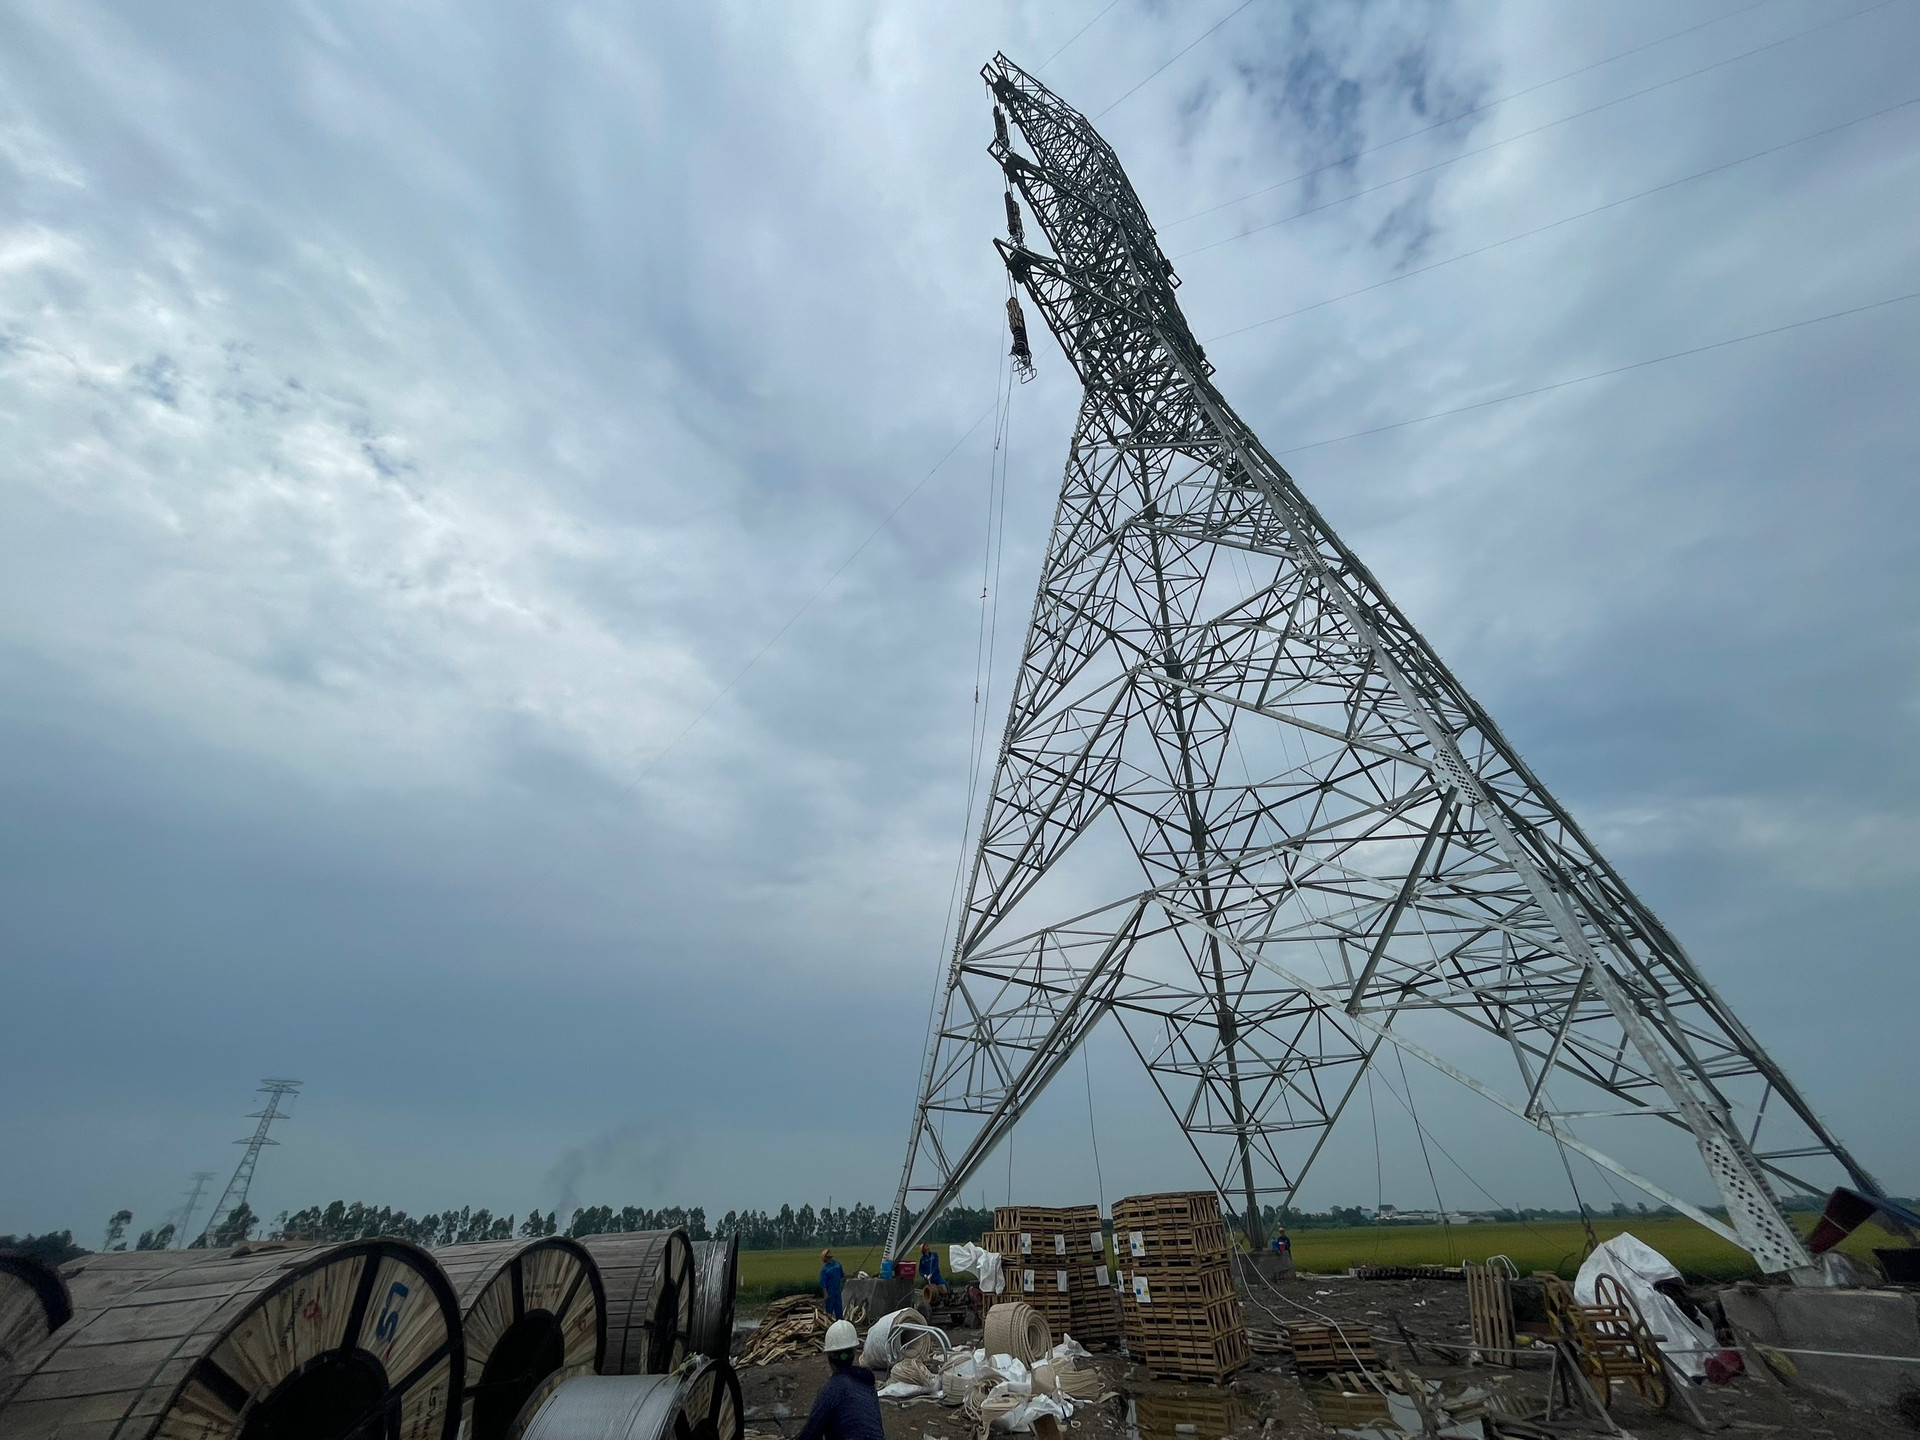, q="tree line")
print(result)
[21,1199,1002,1259]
